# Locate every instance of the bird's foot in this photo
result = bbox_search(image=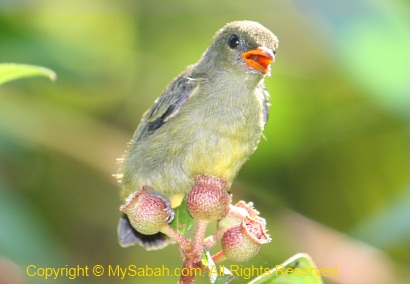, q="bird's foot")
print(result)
[143,186,175,223]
